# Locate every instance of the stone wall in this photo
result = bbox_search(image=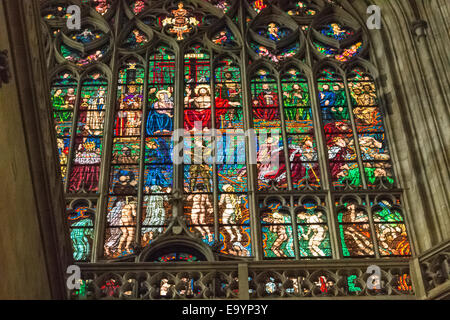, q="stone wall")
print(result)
[0,0,71,299]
